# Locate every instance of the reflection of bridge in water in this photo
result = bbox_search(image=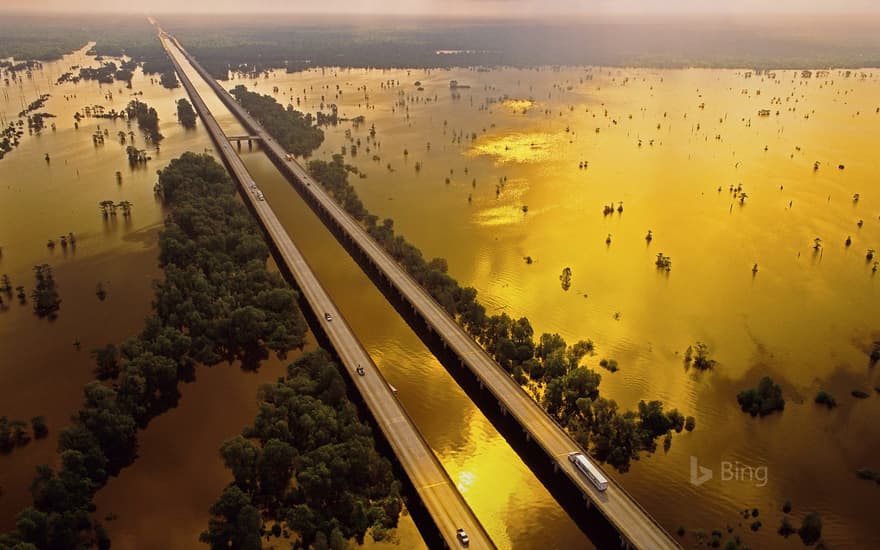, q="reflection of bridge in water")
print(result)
[163,24,681,550]
[159,28,497,550]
